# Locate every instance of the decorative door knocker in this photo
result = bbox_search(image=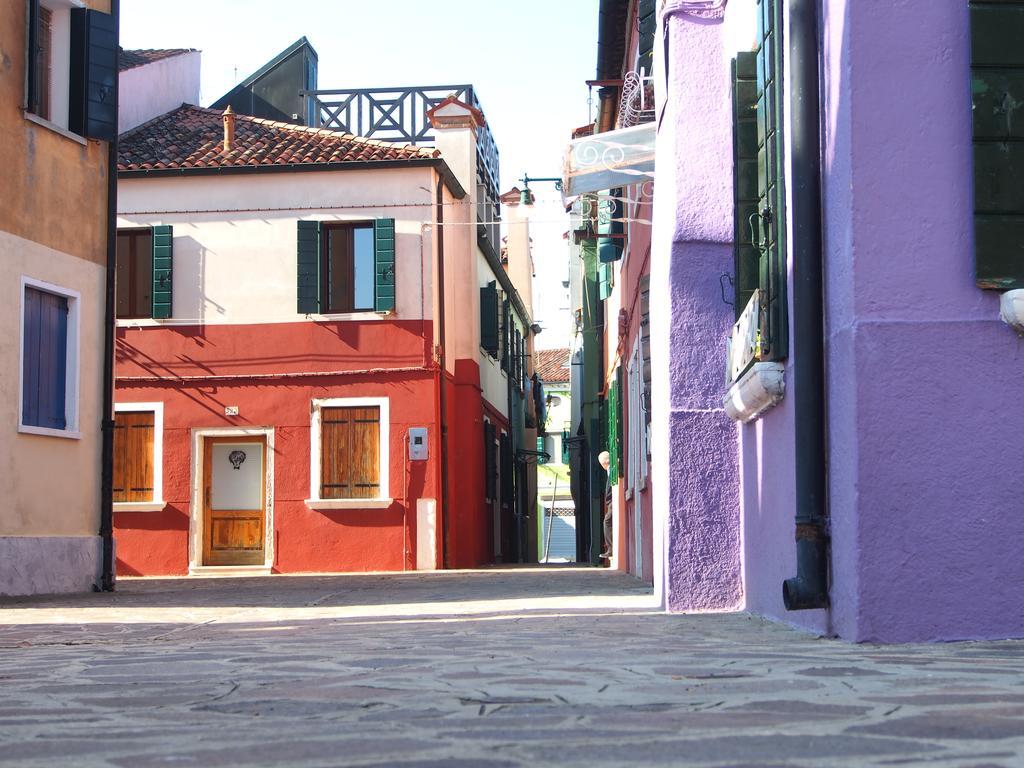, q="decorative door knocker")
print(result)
[228,450,247,470]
